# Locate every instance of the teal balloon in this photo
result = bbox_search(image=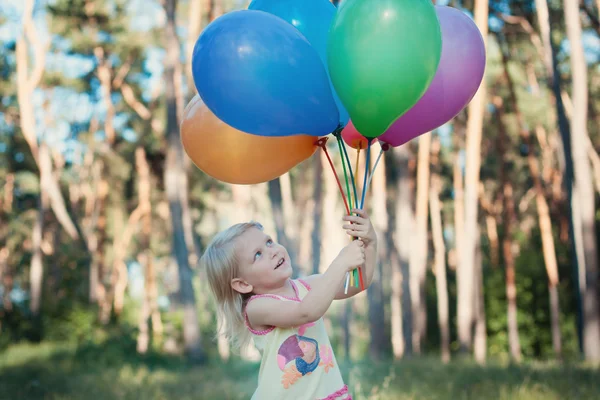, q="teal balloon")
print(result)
[248,0,349,126]
[327,0,442,138]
